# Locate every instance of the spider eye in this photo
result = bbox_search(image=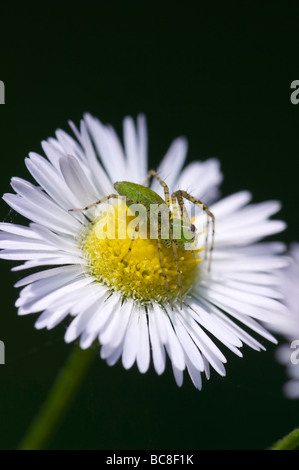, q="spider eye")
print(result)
[190,224,196,233]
